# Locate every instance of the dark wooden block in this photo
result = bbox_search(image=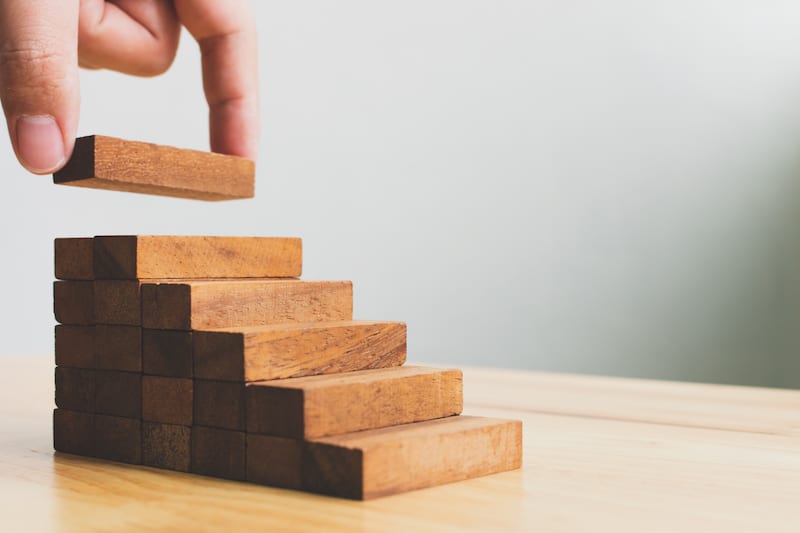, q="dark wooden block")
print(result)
[142,329,193,378]
[95,414,141,464]
[55,367,95,412]
[246,434,303,490]
[191,426,246,480]
[95,325,141,372]
[193,380,245,430]
[53,409,95,456]
[142,422,191,472]
[95,370,141,418]
[94,280,142,326]
[142,376,193,426]
[55,325,95,369]
[55,237,94,280]
[53,281,94,325]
